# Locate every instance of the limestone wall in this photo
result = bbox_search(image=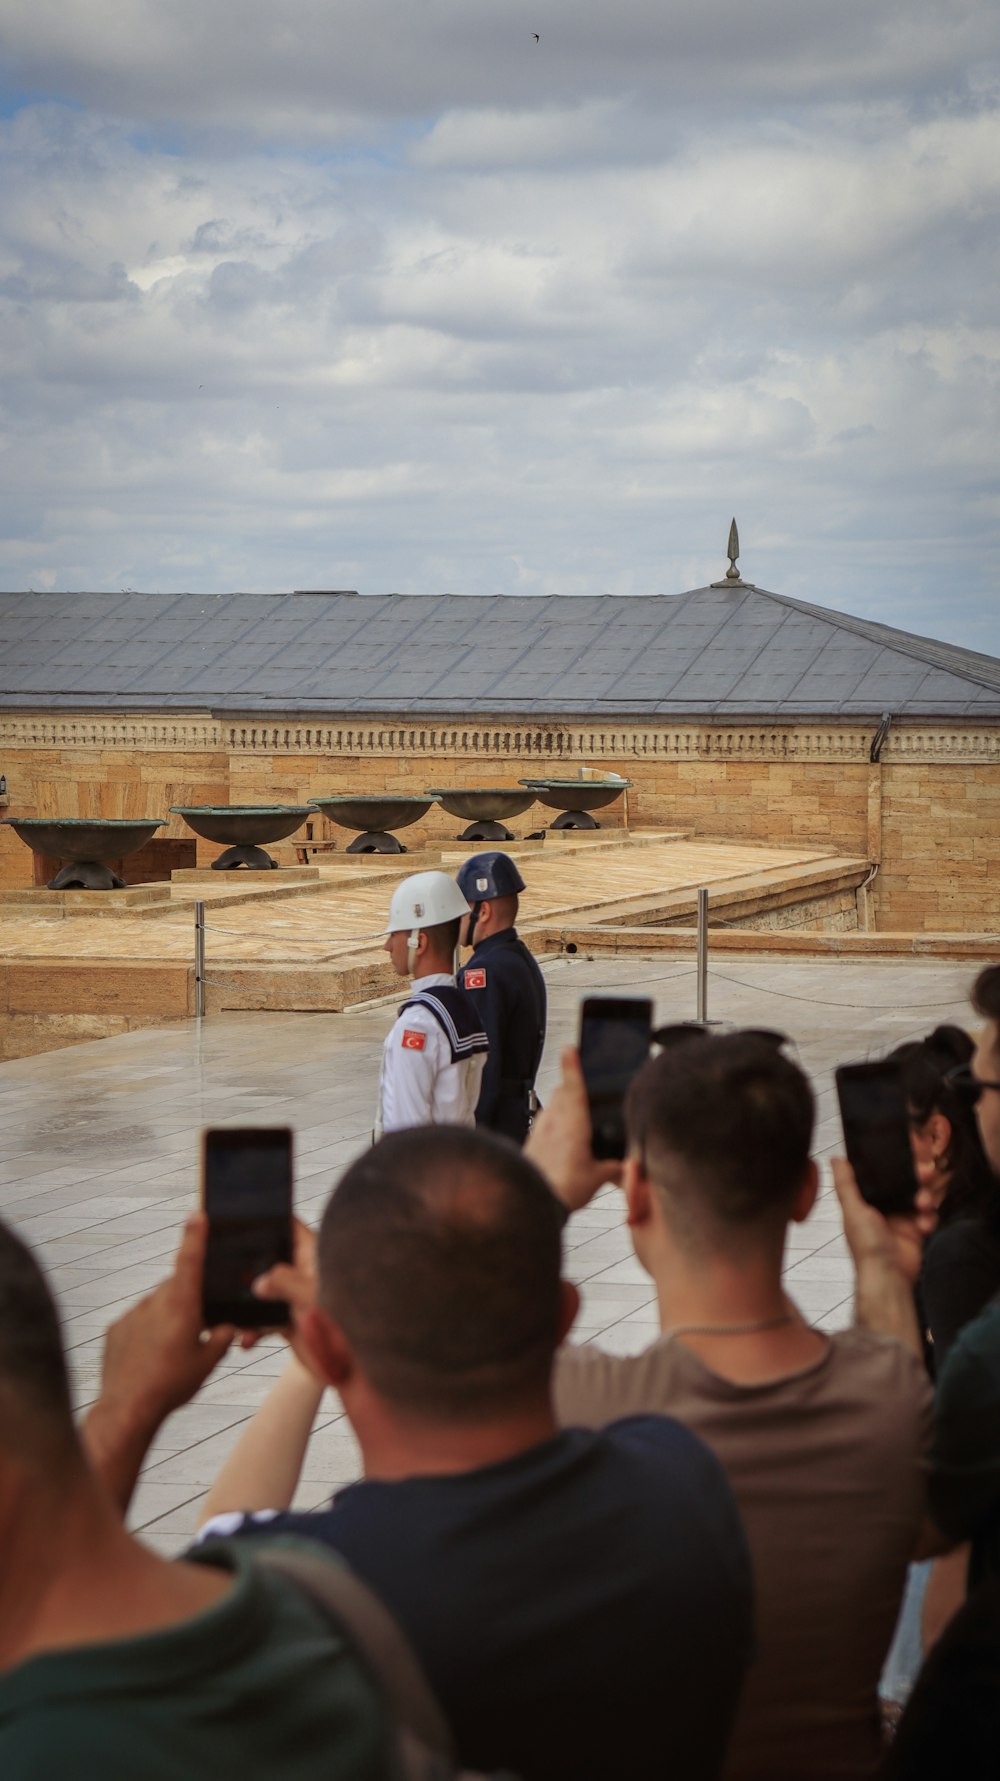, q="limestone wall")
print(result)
[0,956,194,1061]
[879,758,1000,931]
[1,711,998,930]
